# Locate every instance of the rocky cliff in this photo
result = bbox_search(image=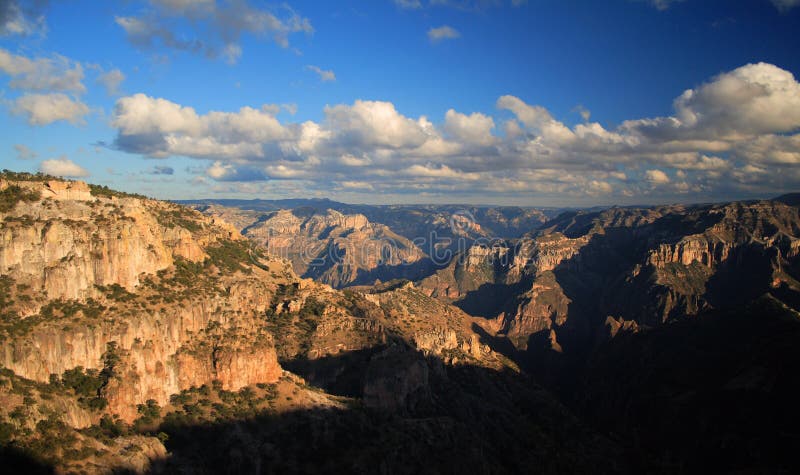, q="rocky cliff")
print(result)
[421,200,800,355]
[0,174,286,422]
[196,206,431,288]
